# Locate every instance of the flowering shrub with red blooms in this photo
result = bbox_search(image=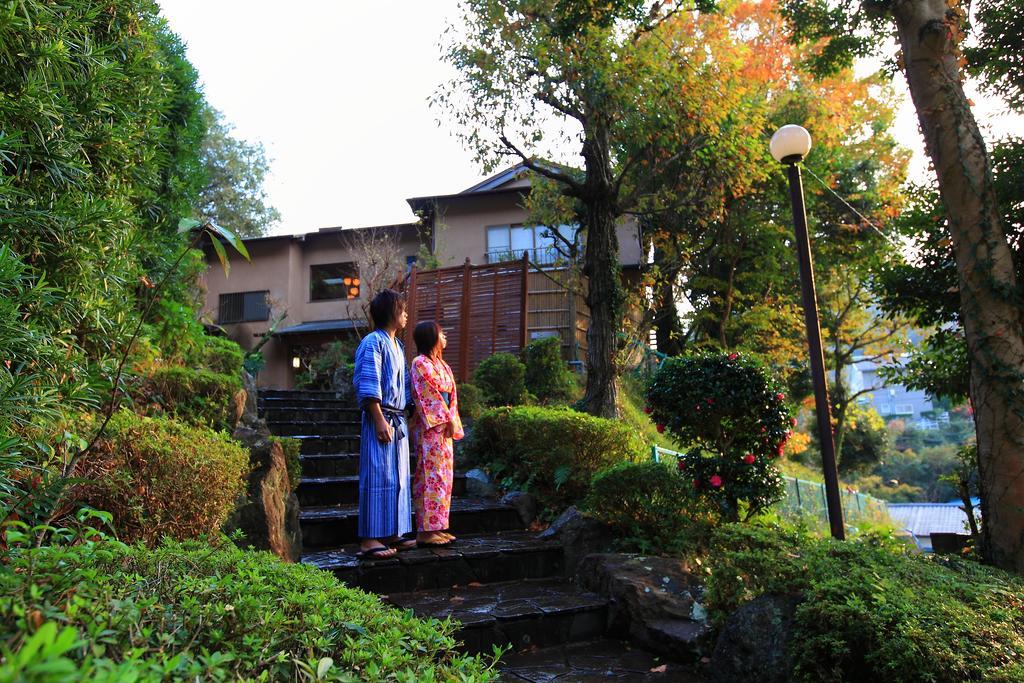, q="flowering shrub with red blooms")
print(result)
[647,351,790,522]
